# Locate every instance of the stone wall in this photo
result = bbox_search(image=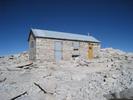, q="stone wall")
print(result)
[35,38,74,62]
[92,43,101,58]
[30,37,100,62]
[36,38,55,62]
[62,40,73,60]
[80,42,101,59]
[29,34,36,61]
[80,42,88,59]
